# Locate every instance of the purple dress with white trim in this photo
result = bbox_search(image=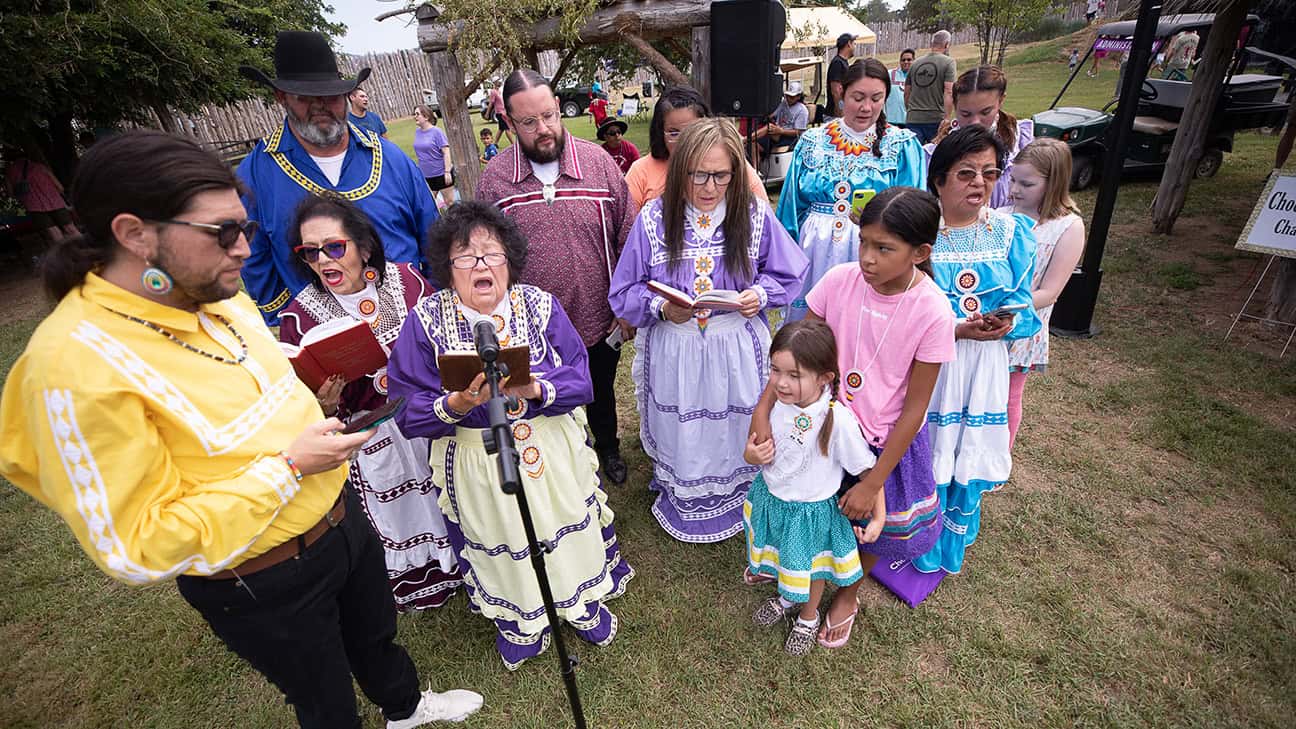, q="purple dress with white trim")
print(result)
[608,198,808,542]
[387,284,633,669]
